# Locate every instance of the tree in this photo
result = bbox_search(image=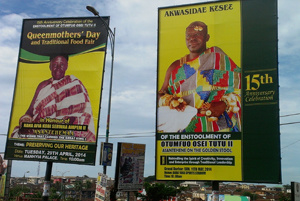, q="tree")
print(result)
[144,175,156,183]
[278,192,291,201]
[204,181,212,186]
[242,191,257,201]
[48,182,62,200]
[9,185,30,198]
[49,191,62,200]
[137,182,185,201]
[166,180,182,187]
[30,191,42,198]
[144,175,182,187]
[74,180,83,200]
[84,180,92,189]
